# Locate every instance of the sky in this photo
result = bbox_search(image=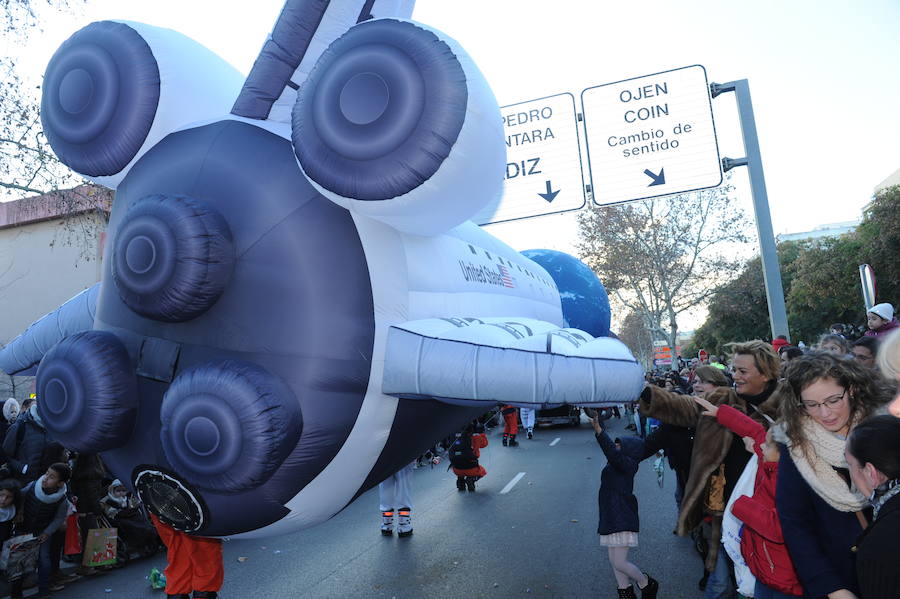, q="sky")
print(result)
[10,0,900,259]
